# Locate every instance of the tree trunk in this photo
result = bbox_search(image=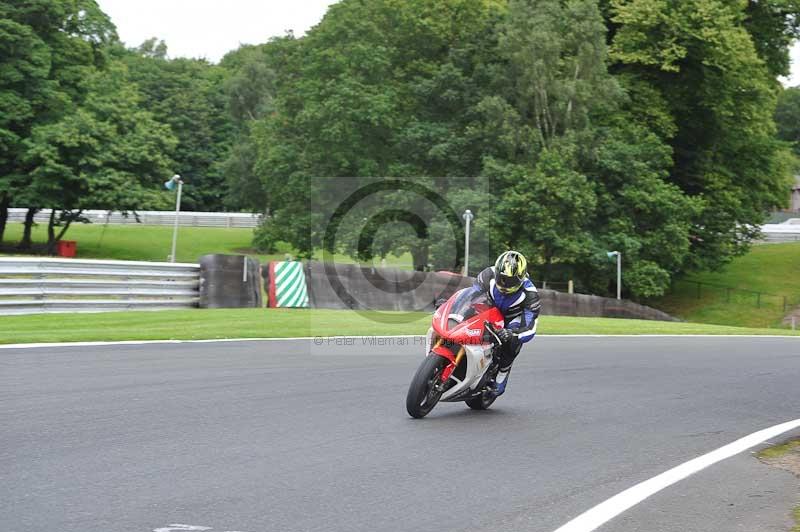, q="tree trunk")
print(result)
[0,194,9,245]
[56,216,76,242]
[411,244,429,272]
[543,250,553,285]
[45,210,57,254]
[45,210,81,255]
[18,208,38,251]
[47,209,56,242]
